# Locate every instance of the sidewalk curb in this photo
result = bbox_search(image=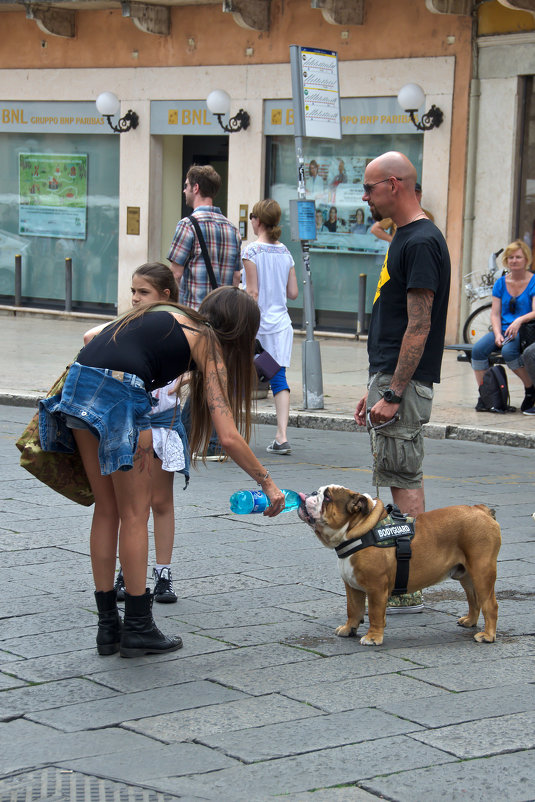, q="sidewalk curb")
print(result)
[5,392,535,449]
